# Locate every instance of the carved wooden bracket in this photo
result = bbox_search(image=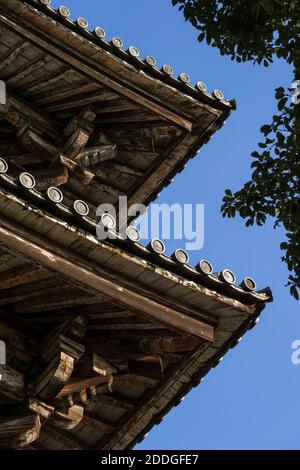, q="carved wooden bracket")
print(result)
[0,315,119,447]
